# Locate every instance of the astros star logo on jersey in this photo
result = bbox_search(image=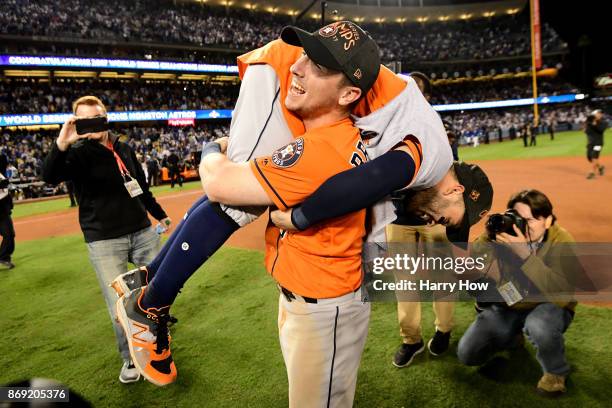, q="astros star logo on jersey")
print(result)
[272,138,304,168]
